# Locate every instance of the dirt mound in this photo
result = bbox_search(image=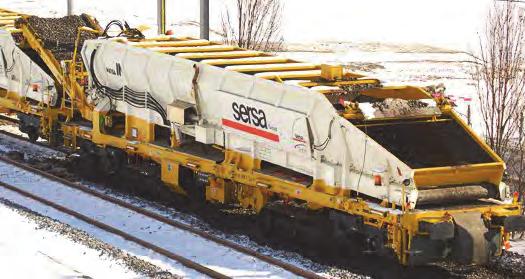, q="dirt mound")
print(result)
[15,15,98,61]
[343,62,385,73]
[371,98,433,118]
